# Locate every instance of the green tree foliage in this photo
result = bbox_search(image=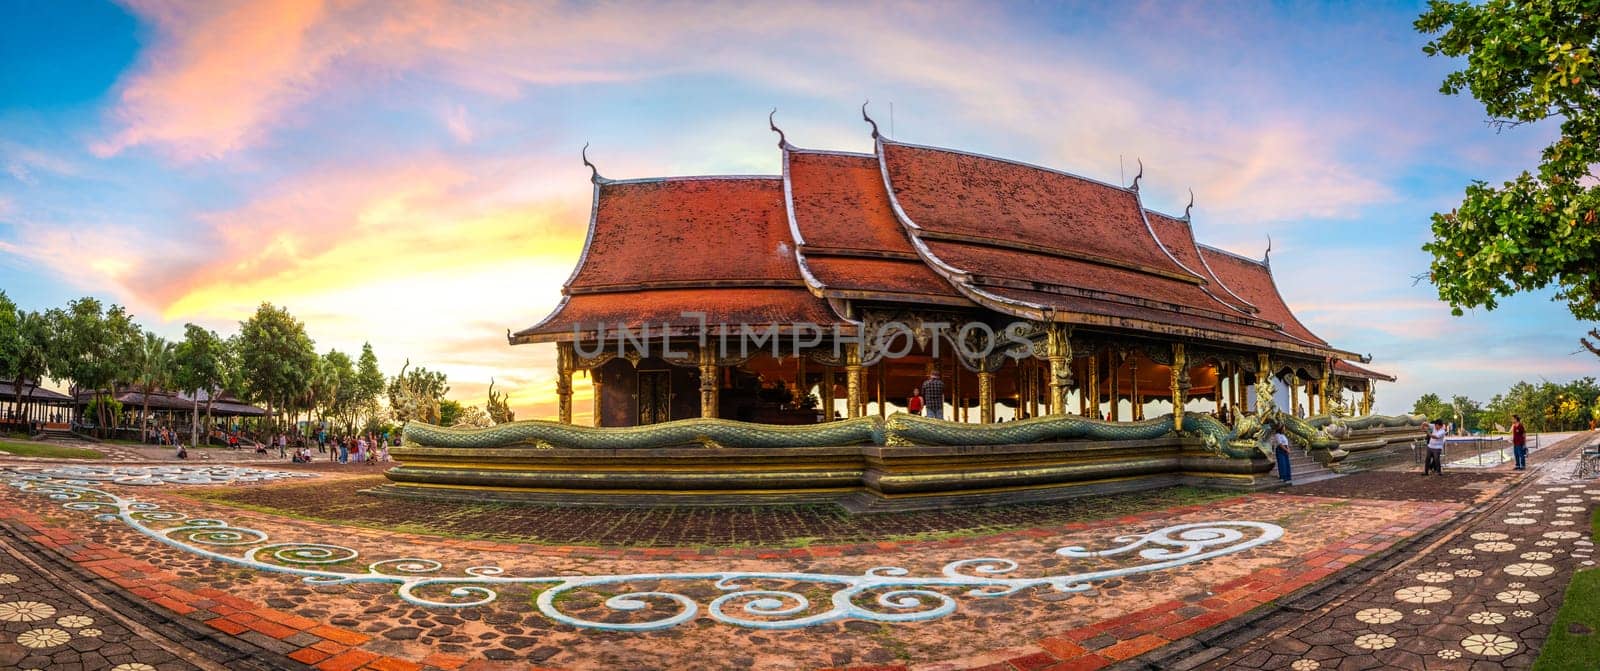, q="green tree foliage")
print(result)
[236,303,317,431]
[49,298,141,435]
[5,309,54,421]
[1415,1,1600,353]
[0,291,18,384]
[437,398,464,427]
[173,324,229,438]
[355,342,385,428]
[1416,376,1600,433]
[319,349,359,433]
[131,332,174,434]
[1411,393,1454,422]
